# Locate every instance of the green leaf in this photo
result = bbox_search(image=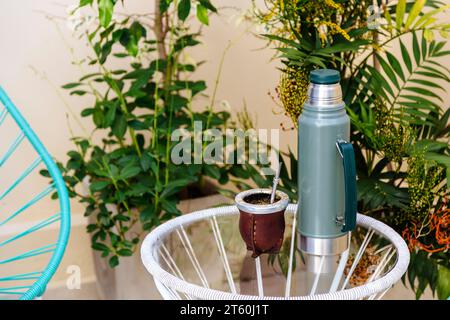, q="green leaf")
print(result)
[98,0,114,28]
[70,90,87,96]
[319,39,369,54]
[112,114,127,138]
[386,51,405,82]
[396,0,406,30]
[196,4,209,25]
[62,82,82,89]
[400,40,413,73]
[404,86,443,101]
[178,0,191,21]
[447,167,450,189]
[117,249,133,256]
[161,199,180,214]
[90,180,110,192]
[120,165,141,180]
[412,32,421,66]
[160,178,195,199]
[405,0,426,29]
[109,255,119,268]
[199,0,217,12]
[357,178,409,209]
[140,152,153,171]
[409,78,444,90]
[140,206,155,222]
[80,0,93,7]
[414,4,450,28]
[421,33,428,60]
[159,0,171,13]
[437,266,450,300]
[424,152,450,167]
[92,242,109,252]
[204,165,221,179]
[377,54,400,90]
